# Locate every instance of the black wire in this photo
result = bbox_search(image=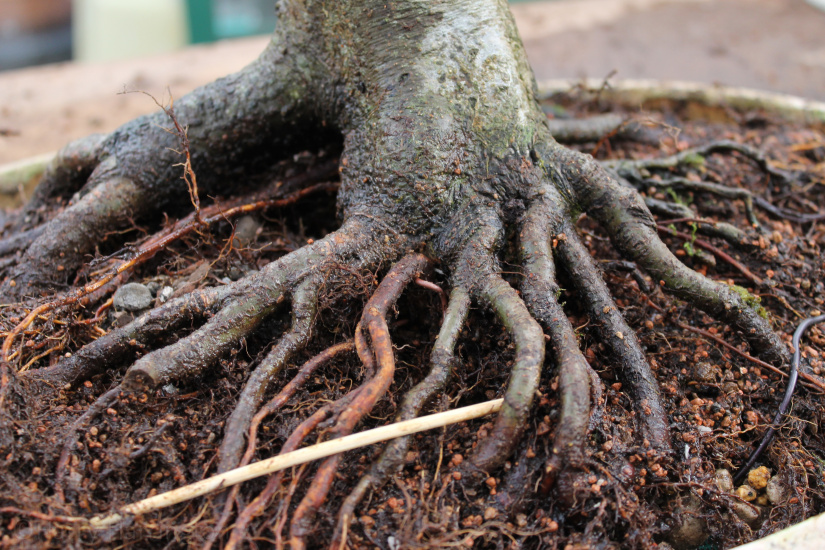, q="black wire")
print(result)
[732,313,825,483]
